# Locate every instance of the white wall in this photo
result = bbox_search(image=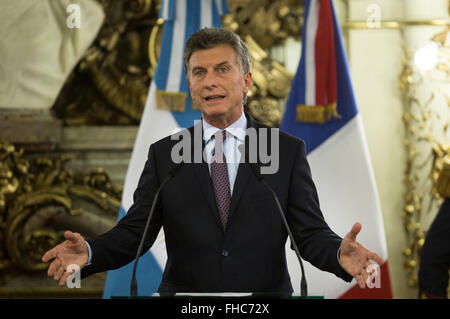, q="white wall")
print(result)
[345,0,410,298]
